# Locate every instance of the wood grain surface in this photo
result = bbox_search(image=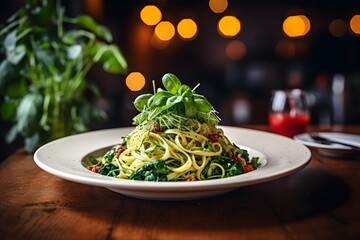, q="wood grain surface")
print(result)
[1,125,359,240]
